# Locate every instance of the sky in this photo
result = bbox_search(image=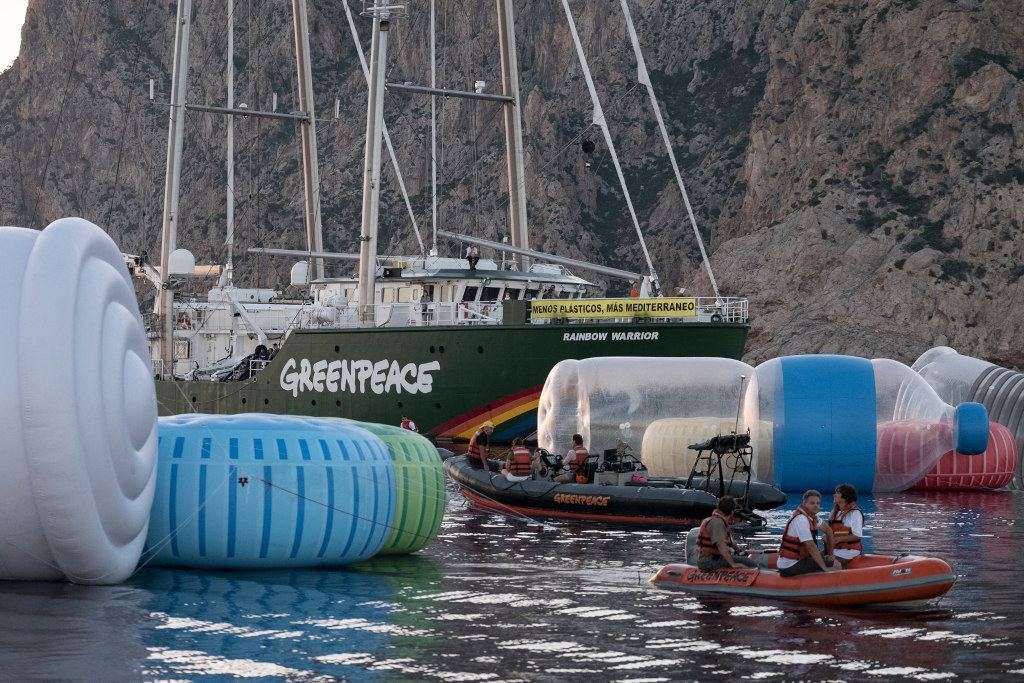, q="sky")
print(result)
[0,0,30,69]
